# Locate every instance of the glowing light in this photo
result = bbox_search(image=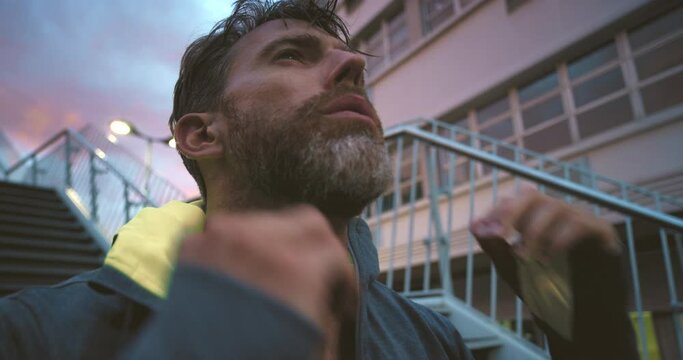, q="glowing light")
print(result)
[168,138,176,149]
[109,119,132,135]
[95,148,106,159]
[107,134,118,144]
